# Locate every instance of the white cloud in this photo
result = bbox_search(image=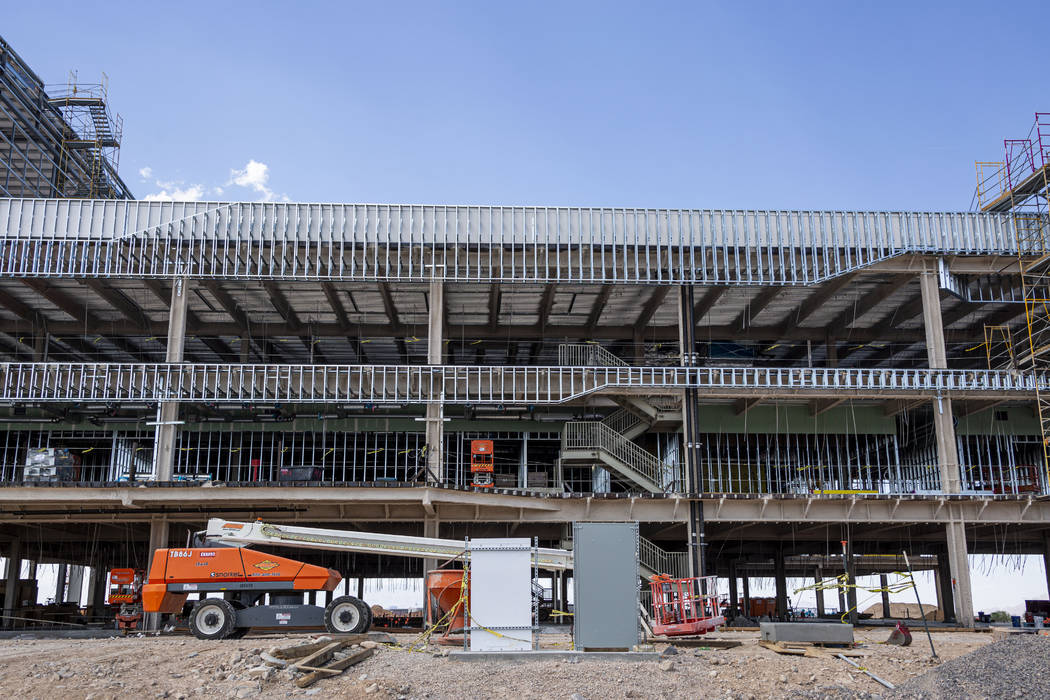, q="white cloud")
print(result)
[137,160,288,202]
[142,183,205,201]
[227,160,288,202]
